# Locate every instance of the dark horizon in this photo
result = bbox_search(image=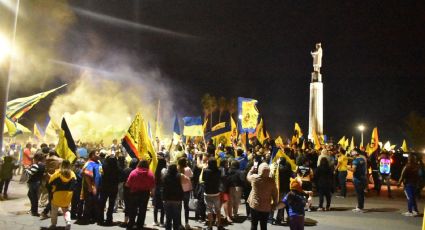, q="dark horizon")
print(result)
[4,1,425,147]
